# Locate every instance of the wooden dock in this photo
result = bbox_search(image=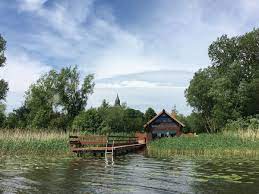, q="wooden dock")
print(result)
[69,135,146,156]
